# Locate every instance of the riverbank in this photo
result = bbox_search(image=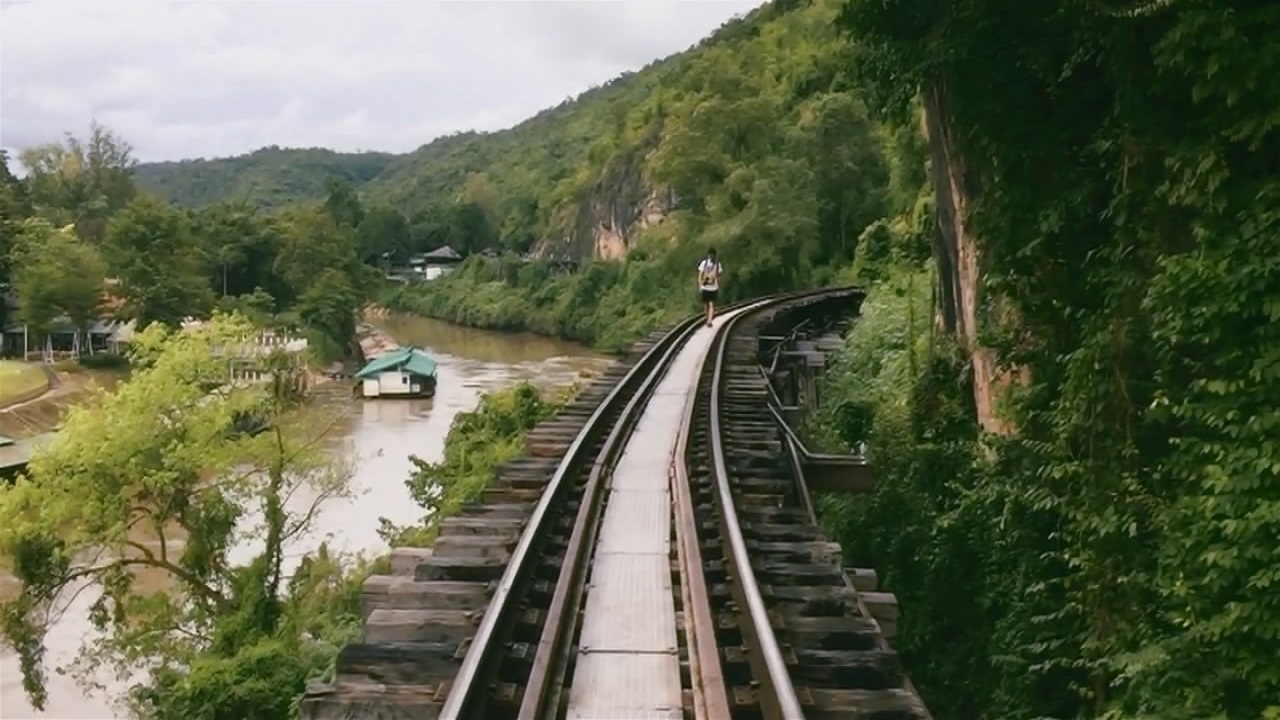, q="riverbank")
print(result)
[356,309,401,360]
[0,361,51,410]
[376,259,694,353]
[0,366,122,438]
